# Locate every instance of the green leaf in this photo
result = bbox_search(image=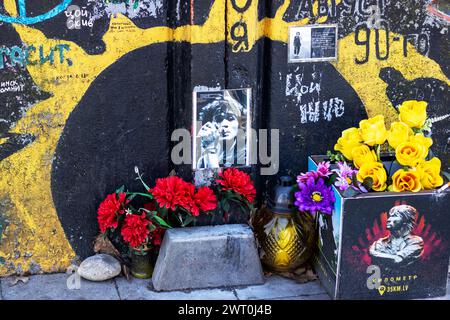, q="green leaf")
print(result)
[127,193,137,201]
[441,171,450,183]
[153,215,172,229]
[116,185,125,194]
[327,150,345,162]
[0,256,5,265]
[362,177,374,191]
[181,215,195,227]
[428,148,435,160]
[351,172,359,187]
[126,192,153,199]
[343,188,359,197]
[158,206,168,218]
[327,173,338,186]
[222,201,230,212]
[134,167,151,191]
